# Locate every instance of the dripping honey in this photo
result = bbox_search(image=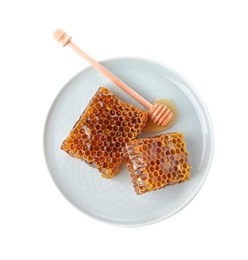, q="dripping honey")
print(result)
[143,98,179,134]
